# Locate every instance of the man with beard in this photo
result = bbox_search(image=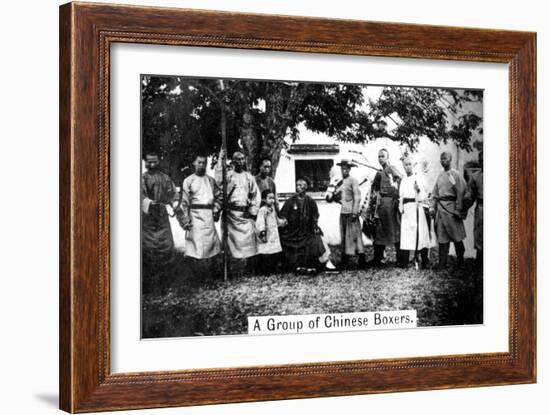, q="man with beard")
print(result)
[466,151,484,269]
[367,149,403,266]
[141,151,176,294]
[430,151,468,269]
[216,150,261,263]
[179,154,222,276]
[279,177,332,273]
